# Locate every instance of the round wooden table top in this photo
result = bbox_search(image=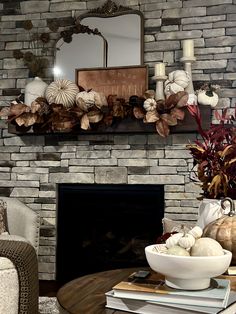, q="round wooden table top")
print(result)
[57,268,236,314]
[57,267,149,314]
